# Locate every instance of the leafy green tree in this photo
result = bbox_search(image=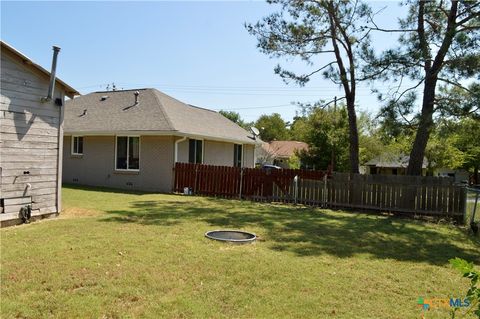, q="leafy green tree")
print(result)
[247,0,376,173]
[287,154,301,169]
[219,110,242,124]
[372,116,478,182]
[365,0,480,175]
[255,113,290,142]
[219,110,253,131]
[290,115,309,142]
[424,130,465,172]
[297,107,350,171]
[452,118,480,183]
[357,112,386,165]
